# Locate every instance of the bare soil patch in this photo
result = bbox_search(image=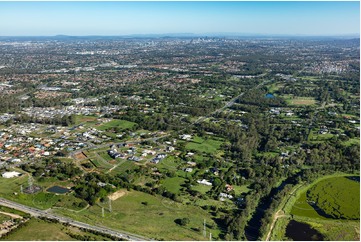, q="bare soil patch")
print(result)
[108,190,127,201]
[74,152,87,160]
